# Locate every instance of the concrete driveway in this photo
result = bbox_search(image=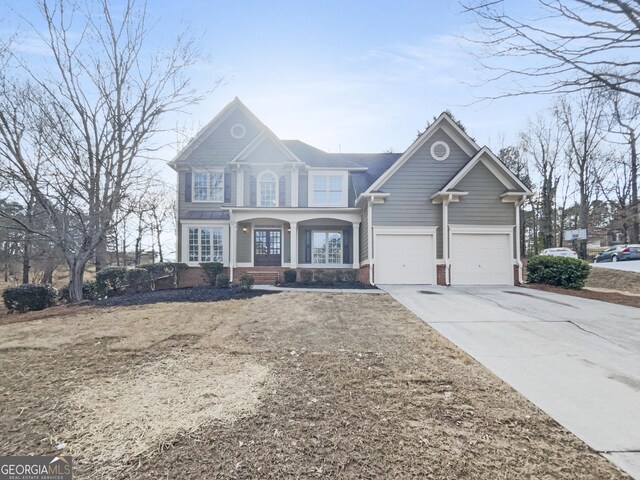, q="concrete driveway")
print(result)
[593,260,640,273]
[382,284,640,479]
